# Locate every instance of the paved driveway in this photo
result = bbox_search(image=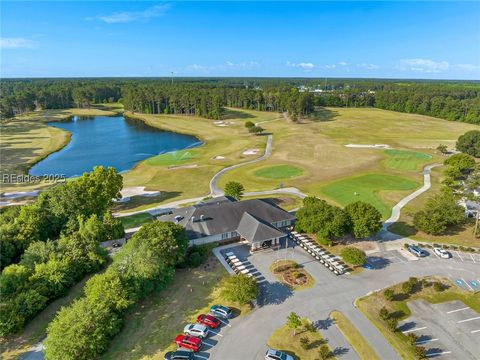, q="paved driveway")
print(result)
[211,240,480,360]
